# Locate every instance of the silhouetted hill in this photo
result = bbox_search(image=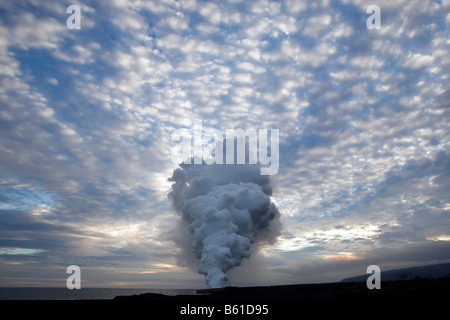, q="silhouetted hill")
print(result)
[341,262,450,282]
